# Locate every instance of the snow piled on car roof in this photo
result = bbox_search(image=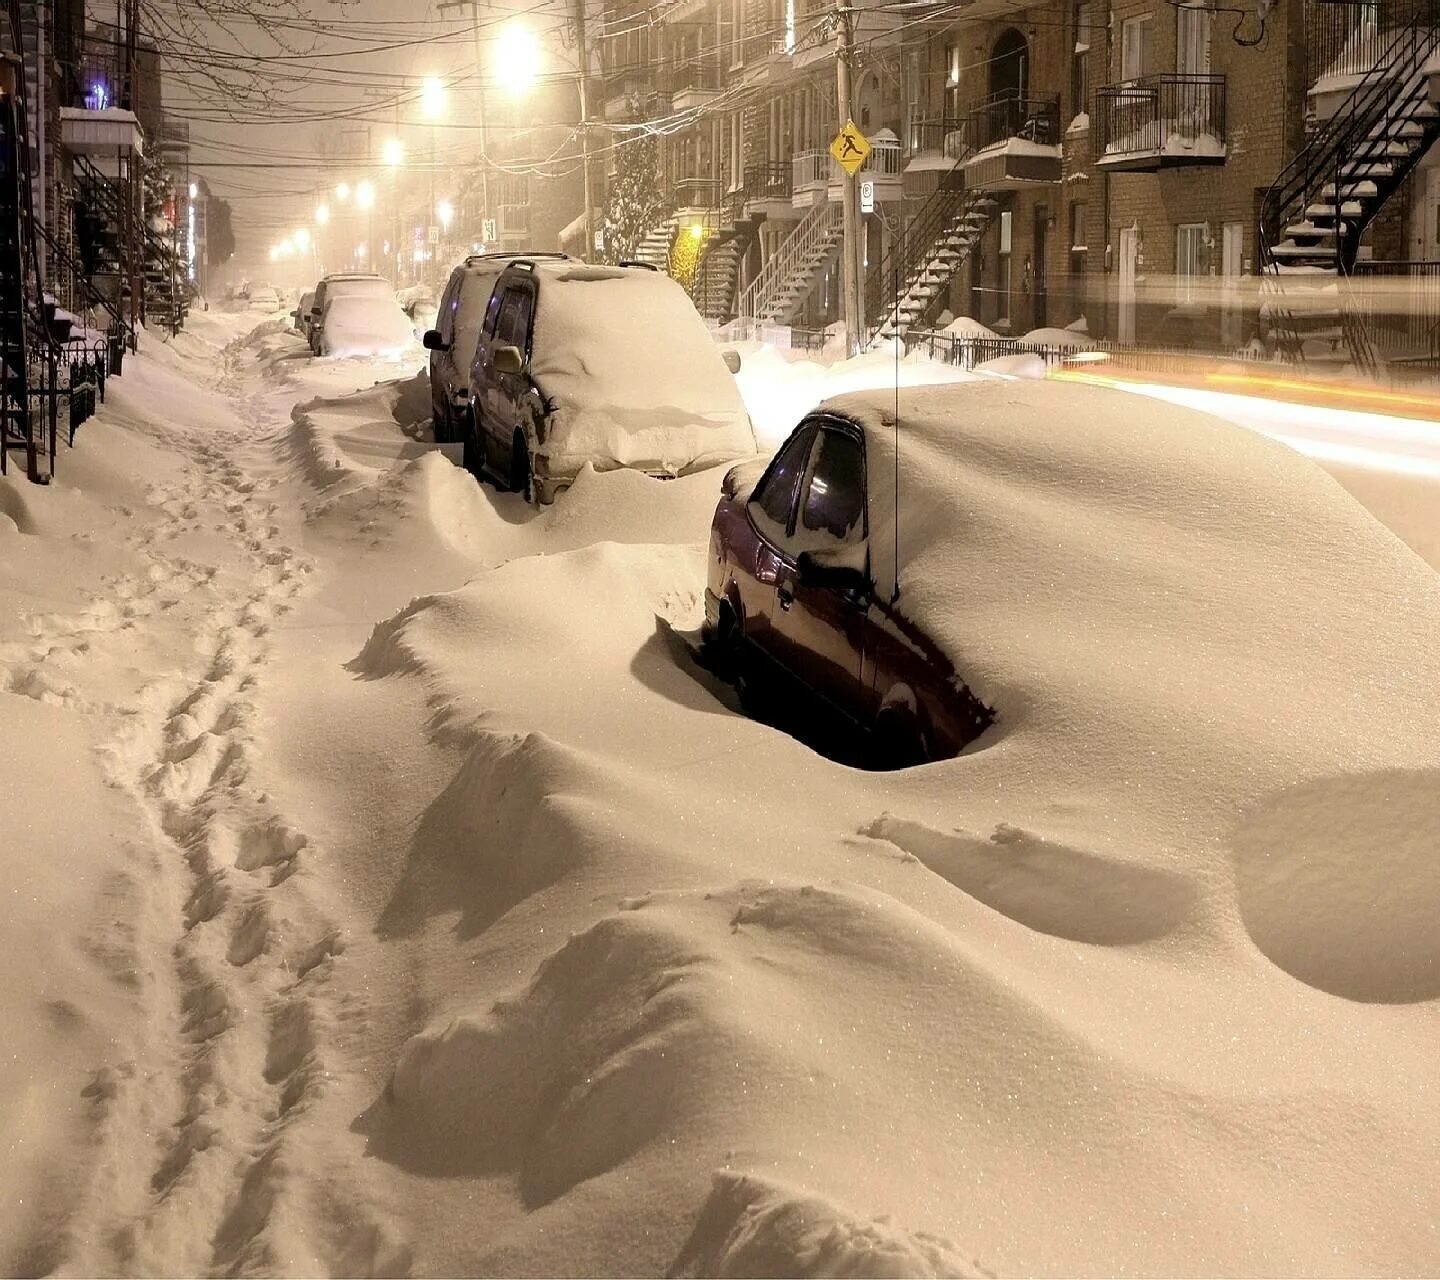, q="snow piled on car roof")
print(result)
[527,265,757,477]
